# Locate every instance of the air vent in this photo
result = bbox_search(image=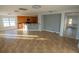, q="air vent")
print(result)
[48,11,53,13]
[32,5,41,9]
[19,8,28,11]
[14,10,19,12]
